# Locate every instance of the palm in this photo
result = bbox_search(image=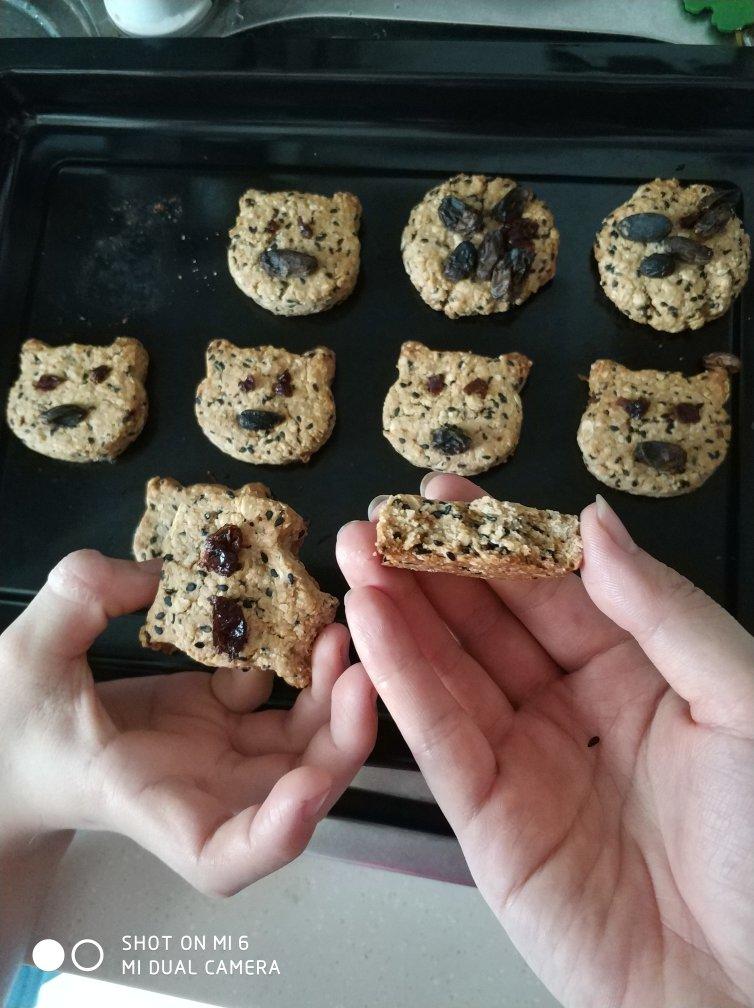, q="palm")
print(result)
[338,476,754,1008]
[87,645,369,894]
[469,645,752,1008]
